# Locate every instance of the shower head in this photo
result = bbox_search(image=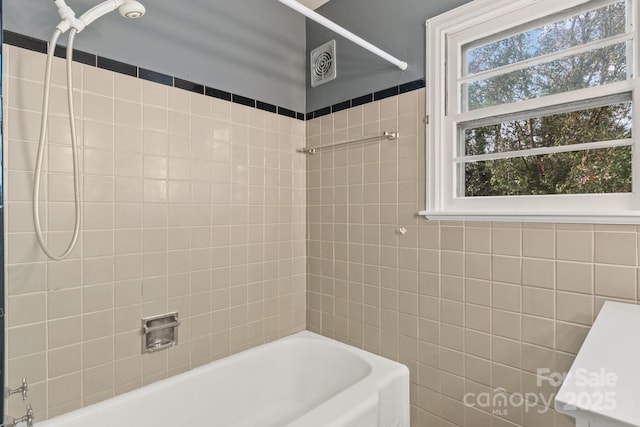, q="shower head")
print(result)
[118,1,146,19]
[80,0,146,26]
[54,0,145,33]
